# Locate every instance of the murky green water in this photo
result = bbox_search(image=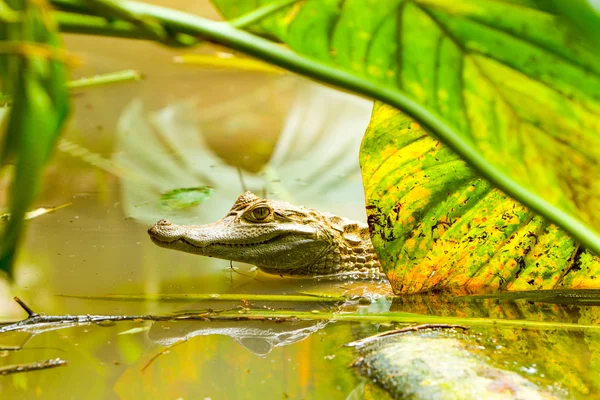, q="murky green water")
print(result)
[2,2,600,398]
